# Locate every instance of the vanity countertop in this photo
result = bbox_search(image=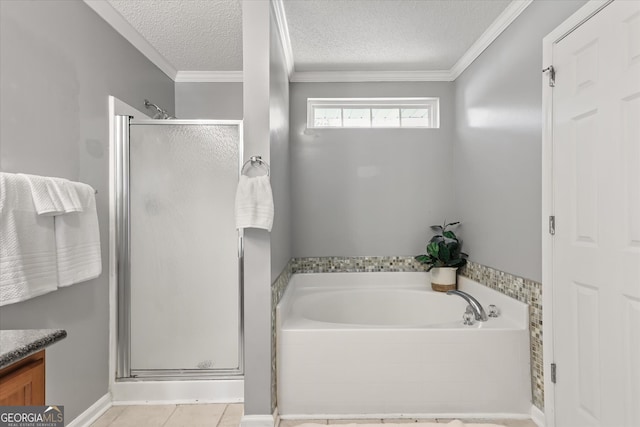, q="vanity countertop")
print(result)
[0,329,67,369]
